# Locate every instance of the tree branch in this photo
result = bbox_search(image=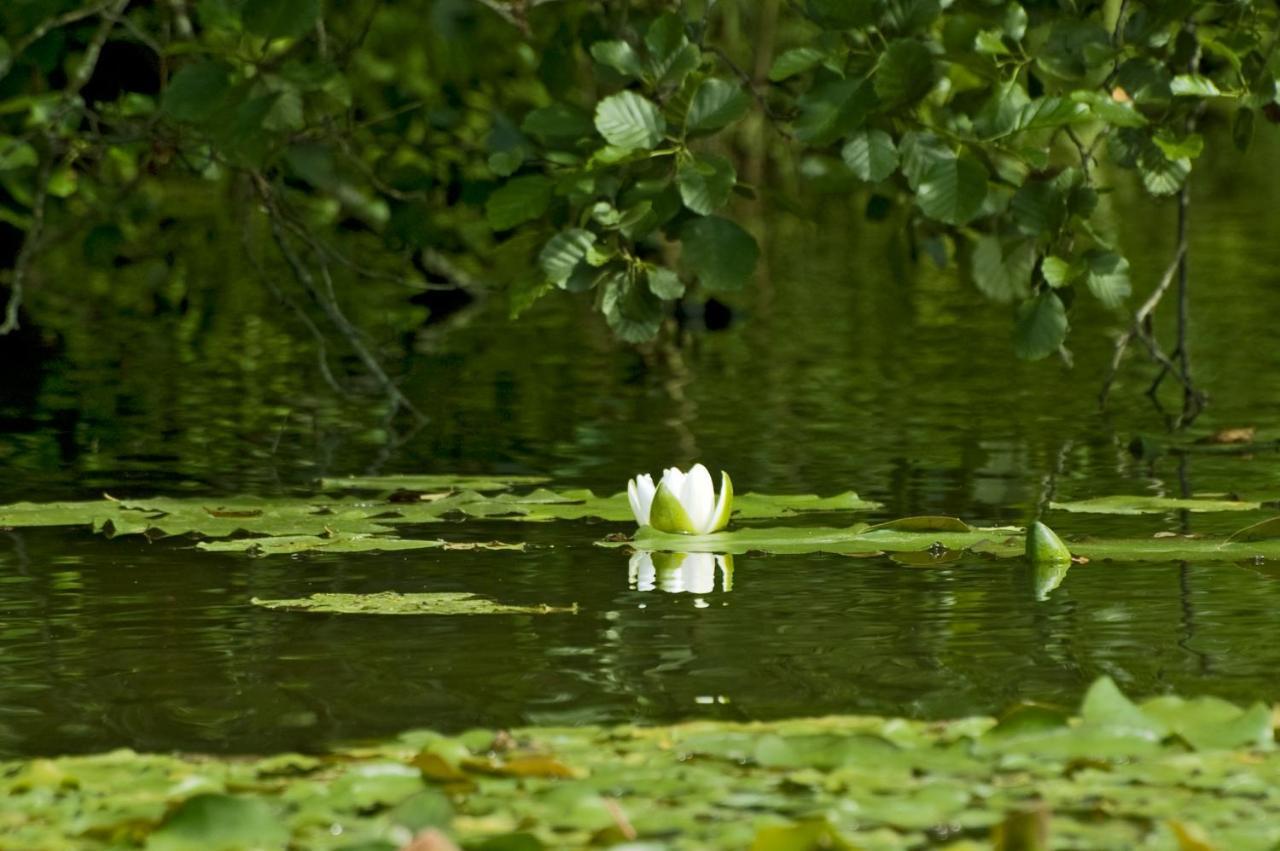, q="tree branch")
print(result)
[0,152,53,335]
